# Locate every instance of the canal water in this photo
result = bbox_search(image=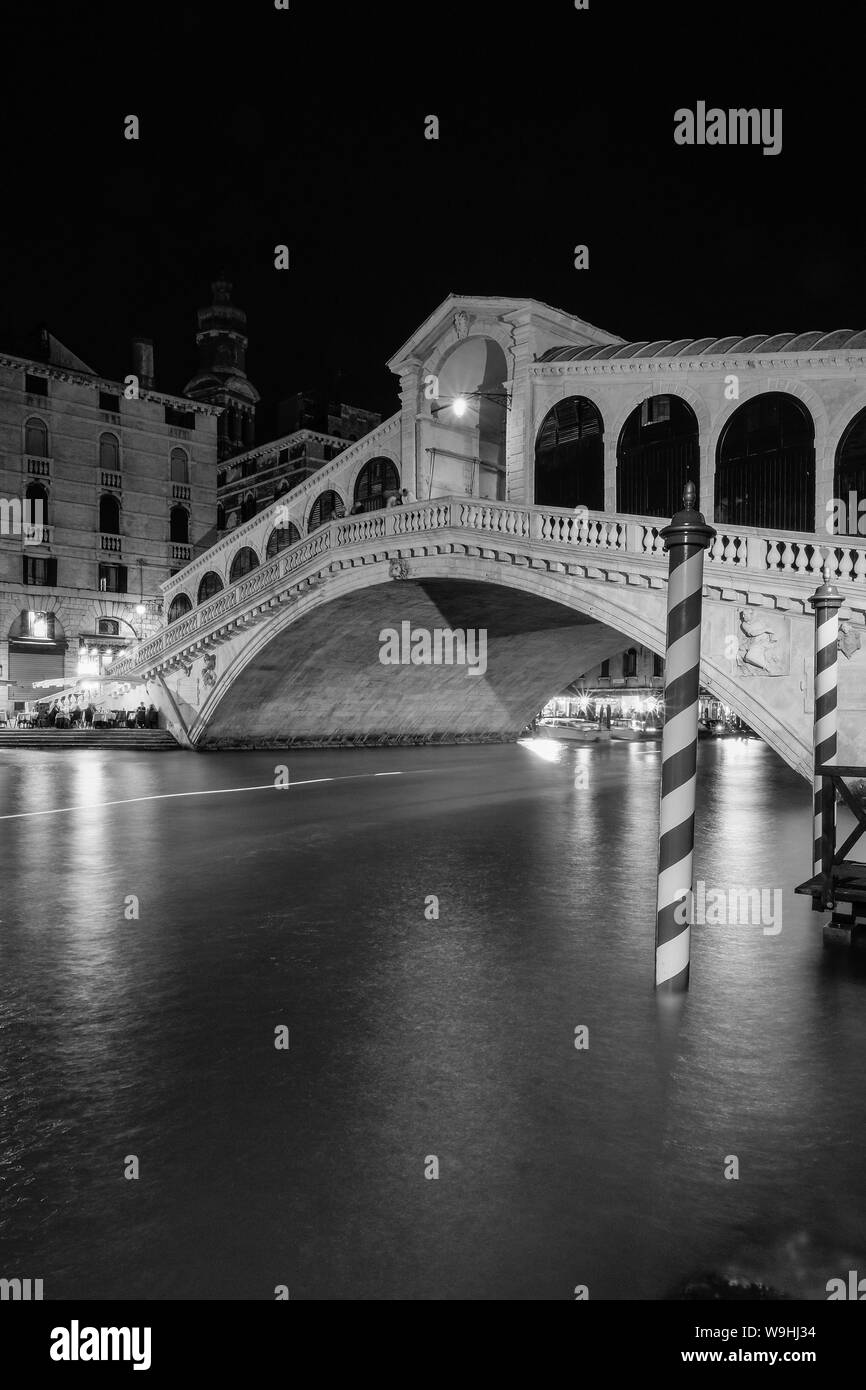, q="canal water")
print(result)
[1,738,864,1300]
